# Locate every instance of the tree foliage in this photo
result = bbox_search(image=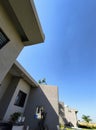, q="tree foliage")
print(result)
[82,115,92,123]
[38,78,47,84]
